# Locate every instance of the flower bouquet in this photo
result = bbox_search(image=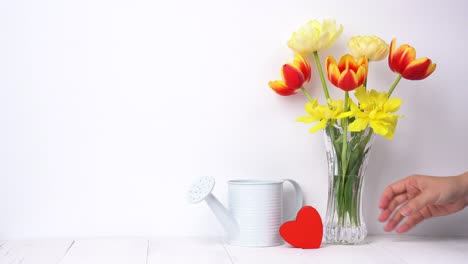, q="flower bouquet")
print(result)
[268,19,436,244]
